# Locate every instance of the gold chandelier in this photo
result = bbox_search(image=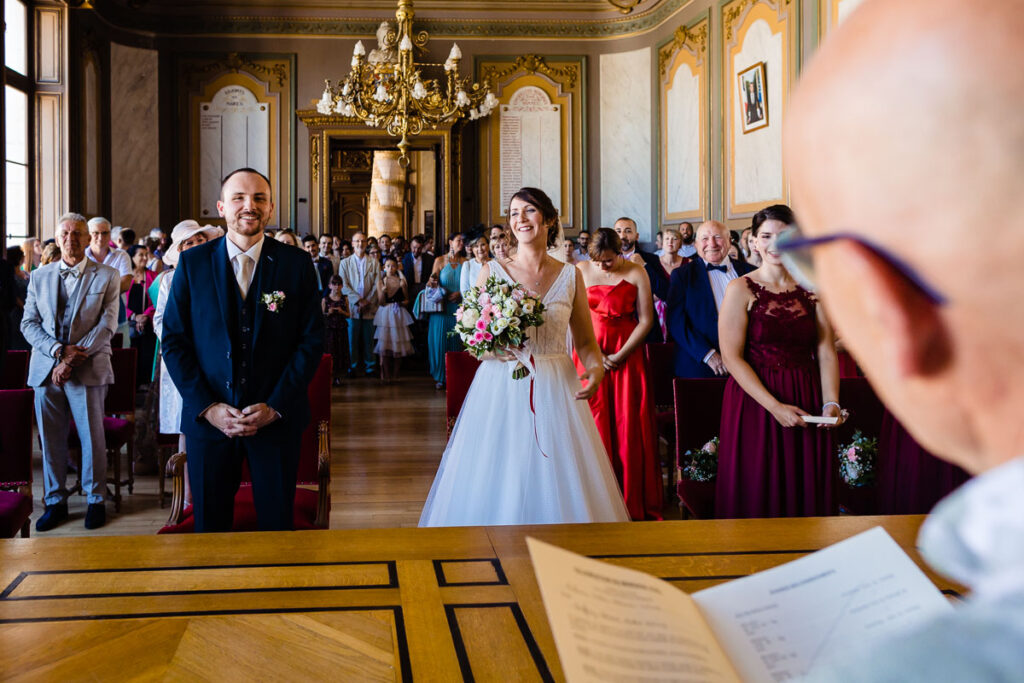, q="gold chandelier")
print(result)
[317,0,498,166]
